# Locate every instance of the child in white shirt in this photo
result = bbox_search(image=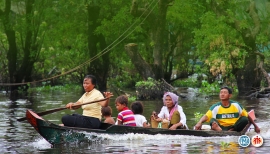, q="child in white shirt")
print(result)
[131,101,150,127]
